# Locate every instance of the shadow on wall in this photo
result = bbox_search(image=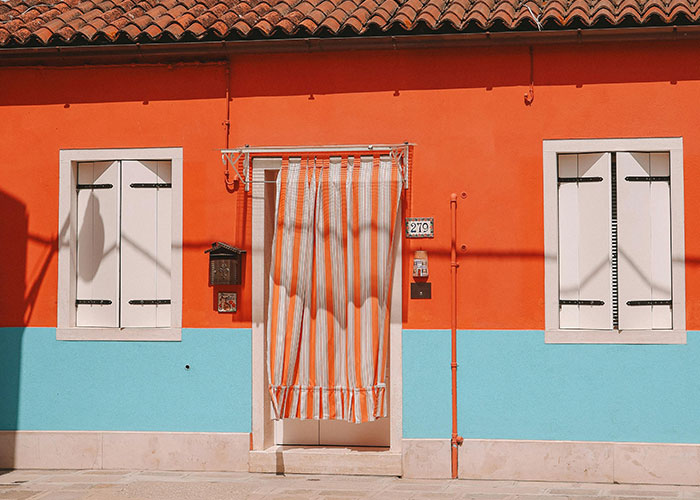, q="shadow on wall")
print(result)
[0,187,28,470]
[3,42,700,107]
[0,187,59,469]
[0,64,227,107]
